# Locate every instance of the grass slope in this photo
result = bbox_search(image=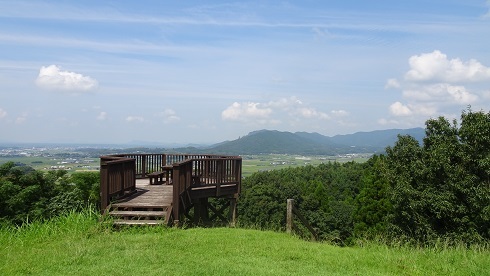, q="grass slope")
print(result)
[1,212,488,275]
